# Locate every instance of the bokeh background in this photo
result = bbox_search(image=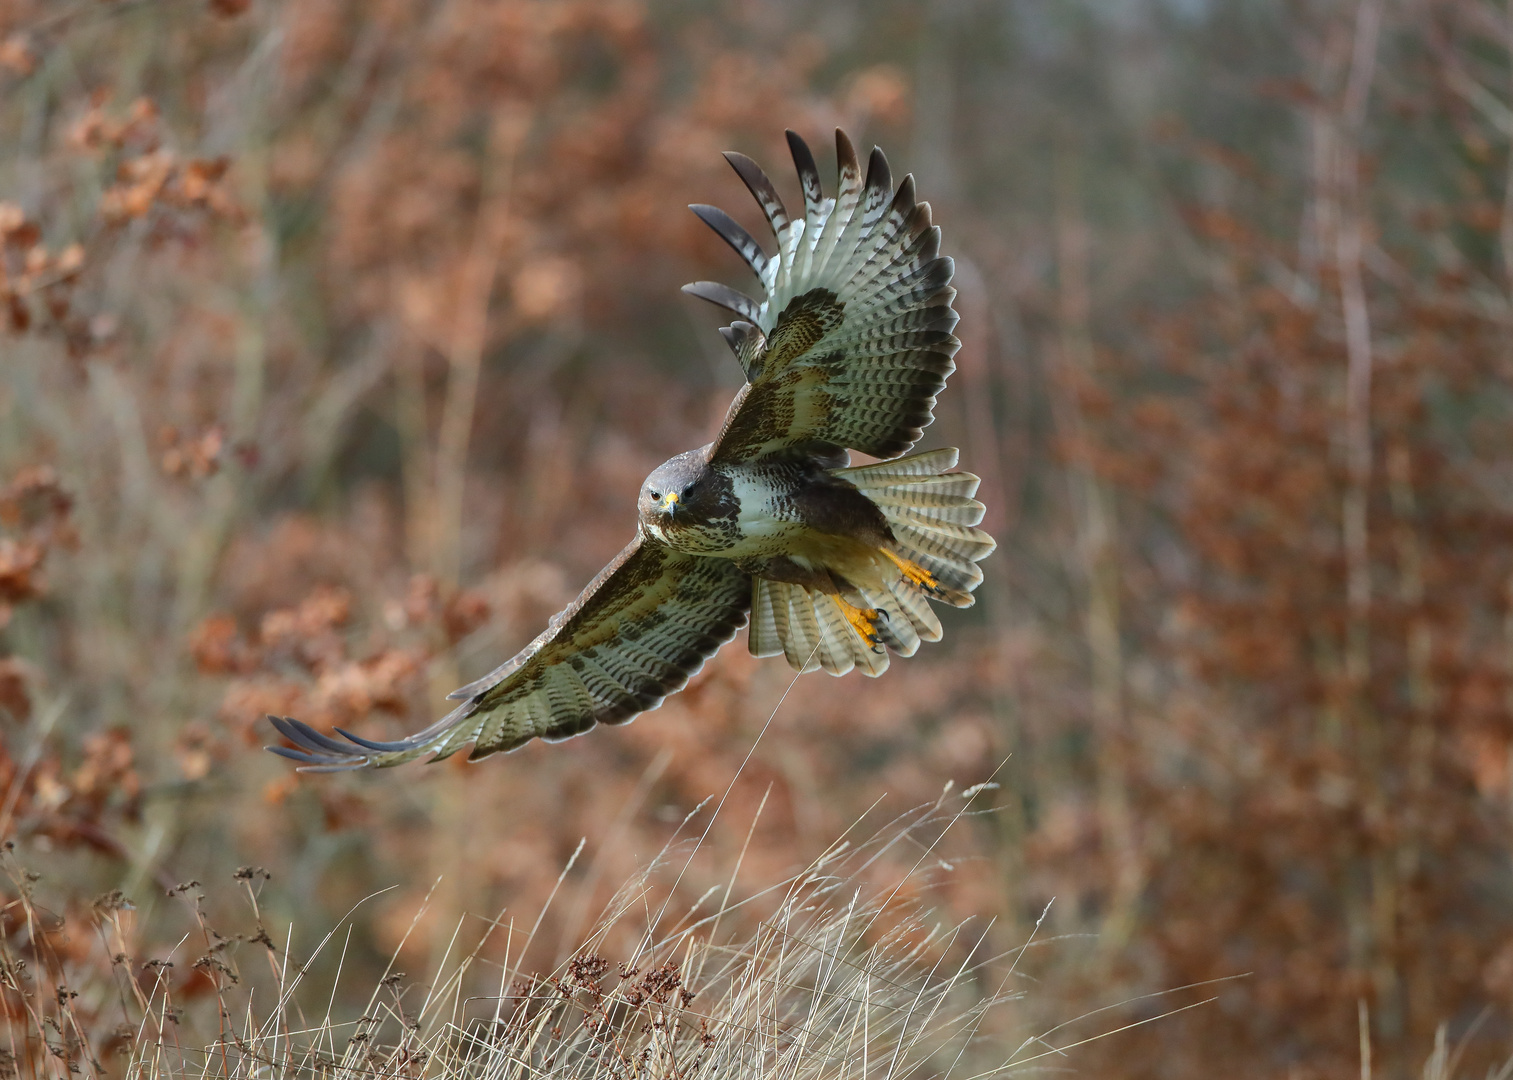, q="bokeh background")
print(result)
[3,0,1513,1075]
